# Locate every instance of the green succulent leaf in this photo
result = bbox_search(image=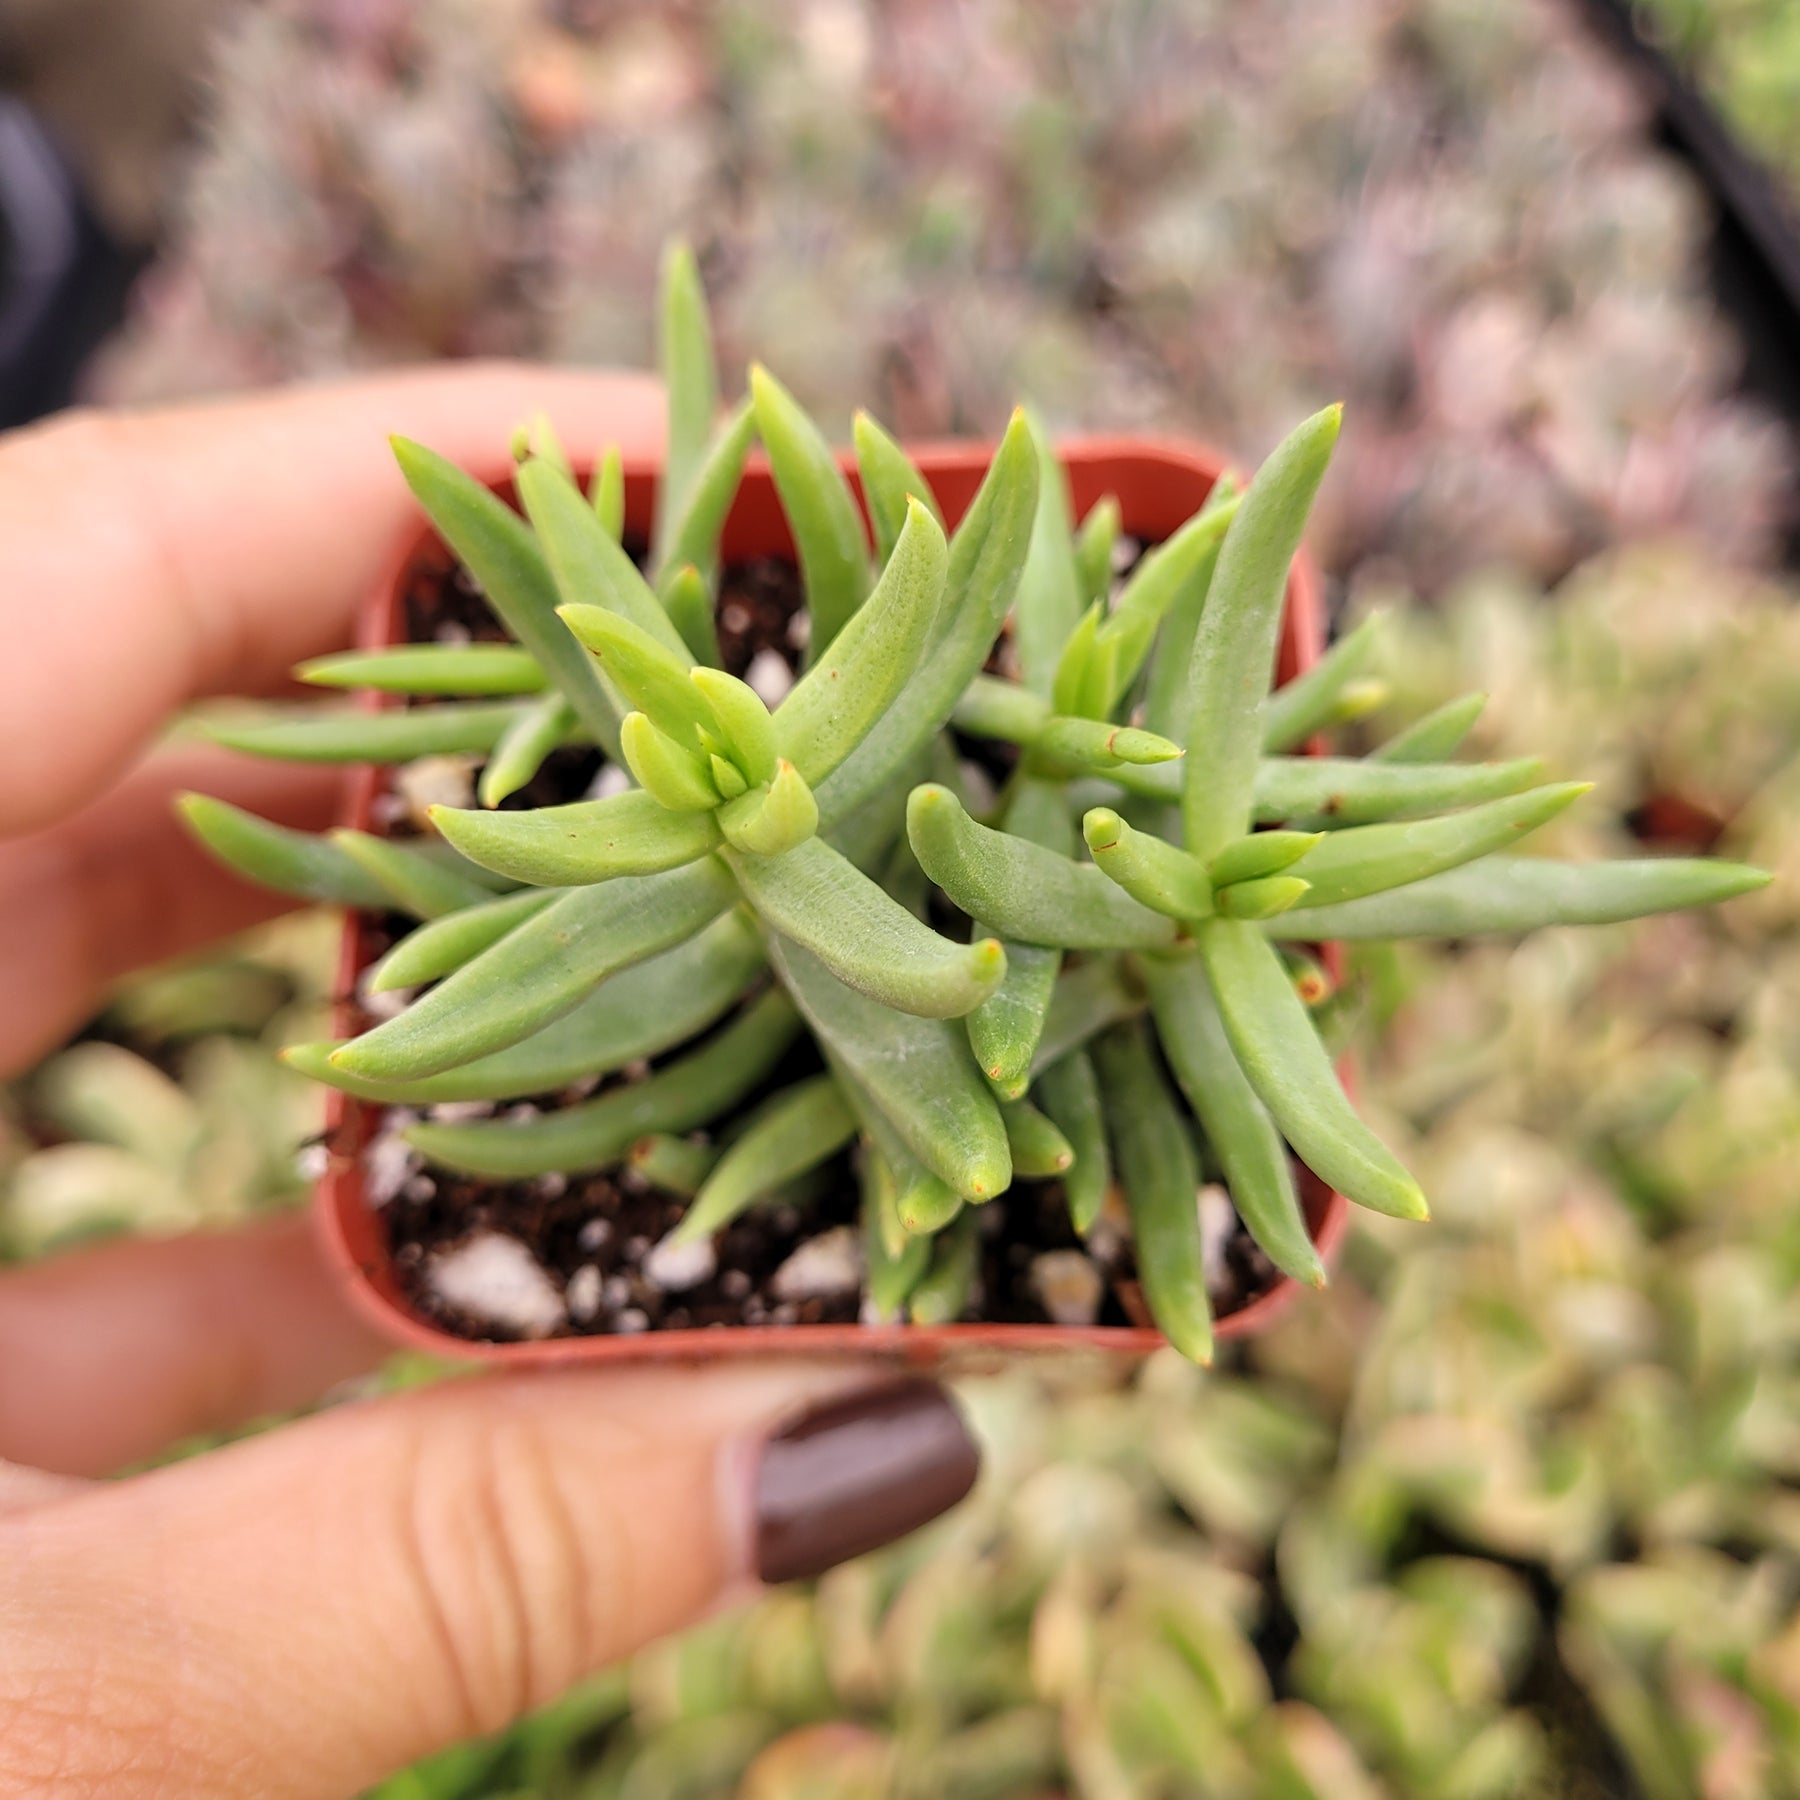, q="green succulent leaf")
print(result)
[1271,855,1772,939]
[201,700,529,765]
[589,443,625,540]
[621,711,724,812]
[863,1148,933,1321]
[1144,953,1324,1288]
[1142,475,1236,741]
[770,934,1011,1203]
[332,856,737,1079]
[1206,830,1324,887]
[1031,716,1183,774]
[365,887,562,993]
[827,1053,964,1239]
[656,400,756,588]
[559,604,714,743]
[478,693,578,809]
[908,784,1178,951]
[1051,601,1110,721]
[391,437,621,751]
[1198,915,1427,1221]
[1092,1021,1213,1365]
[814,409,1039,826]
[729,835,1006,1019]
[176,794,391,909]
[1032,957,1147,1074]
[716,760,819,857]
[430,788,721,886]
[673,1075,858,1245]
[776,494,949,786]
[293,911,764,1103]
[691,667,779,787]
[952,674,1053,745]
[406,987,801,1178]
[1001,1099,1075,1177]
[1214,875,1312,920]
[1033,1047,1110,1235]
[1284,782,1590,909]
[658,563,721,666]
[853,409,944,566]
[628,1133,718,1198]
[296,644,547,697]
[1013,410,1084,701]
[750,364,870,656]
[1371,692,1488,763]
[1082,808,1213,920]
[1261,614,1385,752]
[329,829,498,919]
[1073,494,1121,609]
[653,241,718,573]
[1183,405,1342,859]
[908,1211,981,1323]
